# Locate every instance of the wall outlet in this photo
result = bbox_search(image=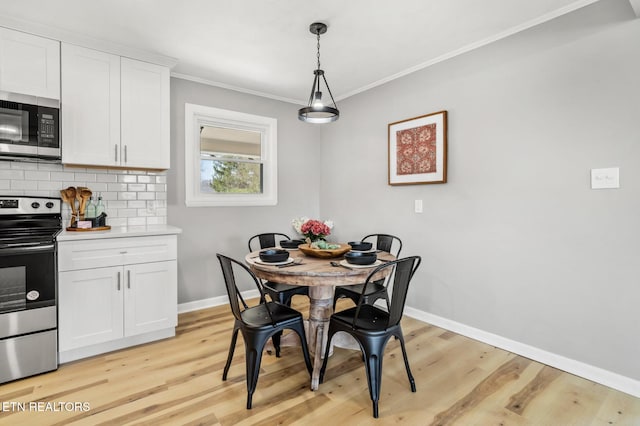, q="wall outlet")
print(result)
[591,167,619,189]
